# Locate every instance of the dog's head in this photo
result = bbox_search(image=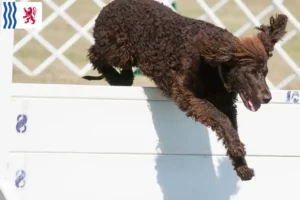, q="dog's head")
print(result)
[220,14,288,112]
